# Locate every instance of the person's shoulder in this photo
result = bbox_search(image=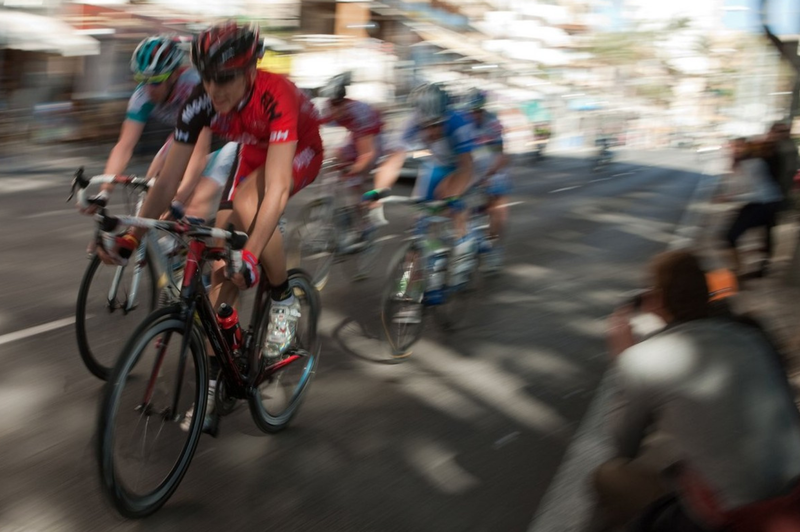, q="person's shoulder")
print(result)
[257,70,297,92]
[617,321,716,381]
